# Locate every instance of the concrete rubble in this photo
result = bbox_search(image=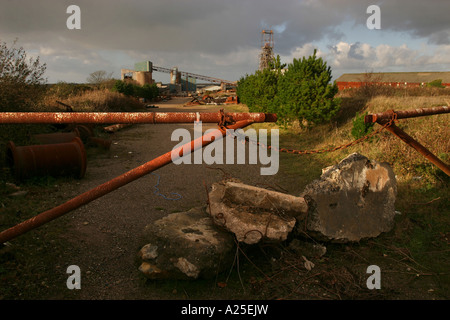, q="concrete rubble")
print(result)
[137,153,398,280]
[137,207,235,280]
[207,179,304,245]
[301,153,398,242]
